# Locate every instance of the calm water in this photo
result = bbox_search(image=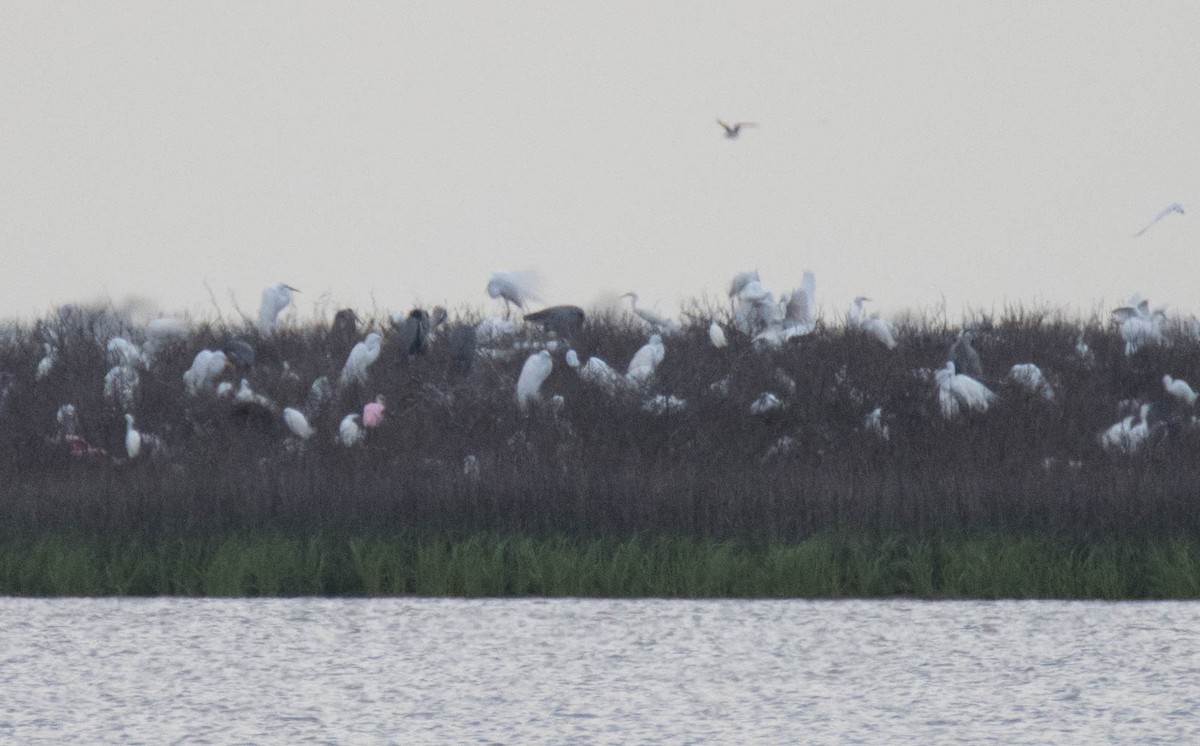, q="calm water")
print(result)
[1,598,1197,743]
